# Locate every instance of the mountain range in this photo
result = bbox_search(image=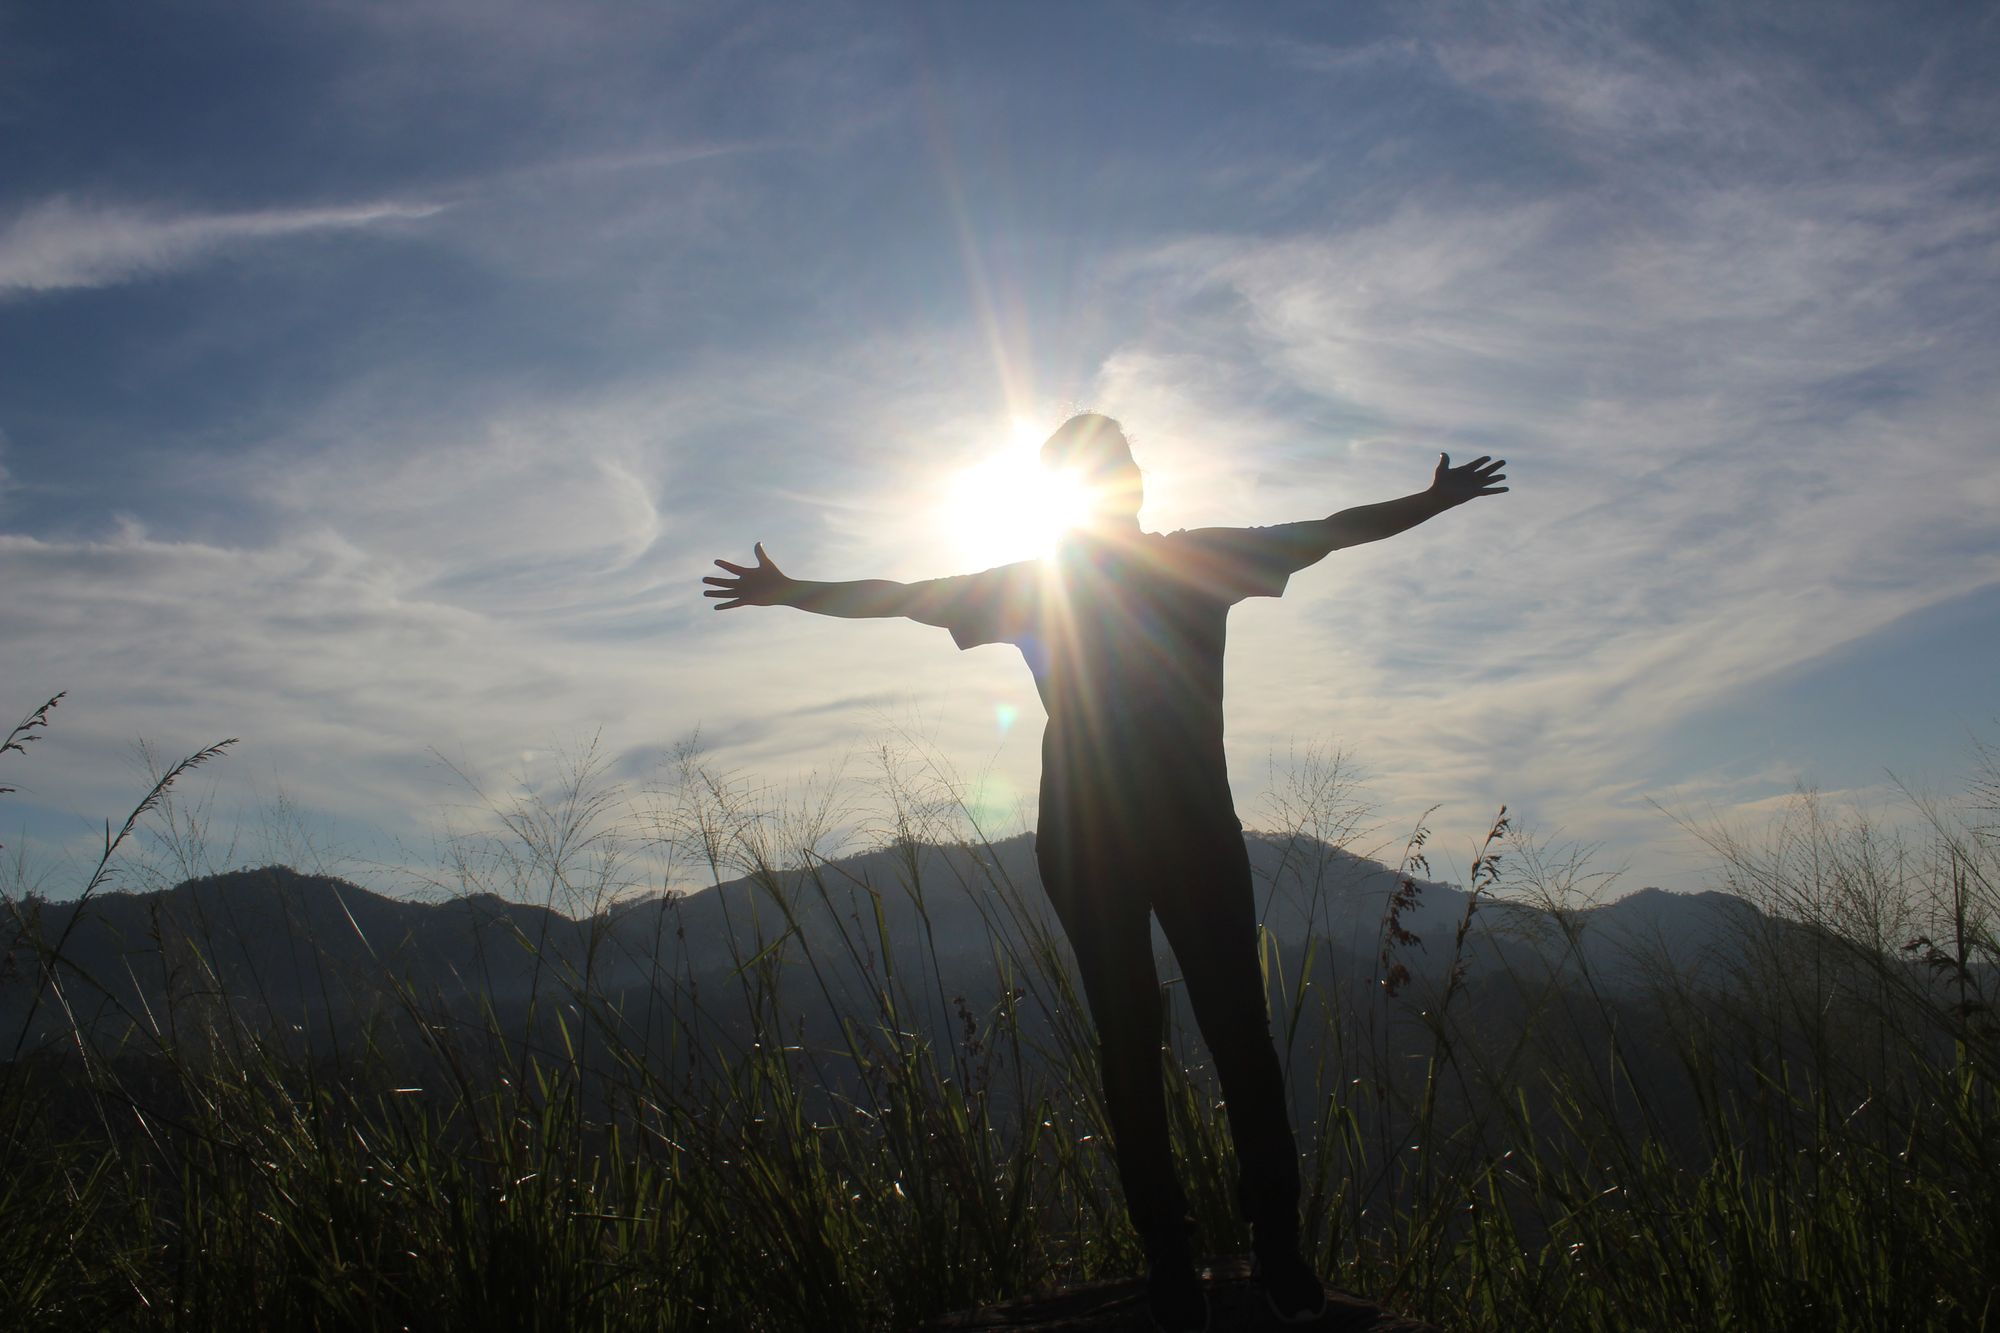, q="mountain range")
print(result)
[2,832,1775,1054]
